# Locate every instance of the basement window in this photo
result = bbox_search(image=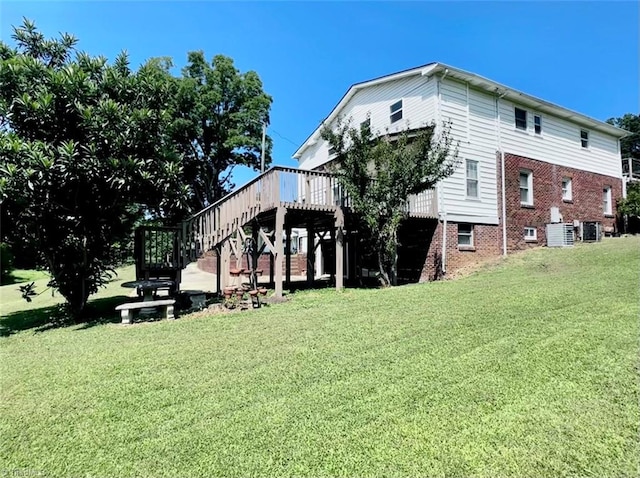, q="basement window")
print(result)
[390,100,403,123]
[457,224,474,248]
[524,227,537,241]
